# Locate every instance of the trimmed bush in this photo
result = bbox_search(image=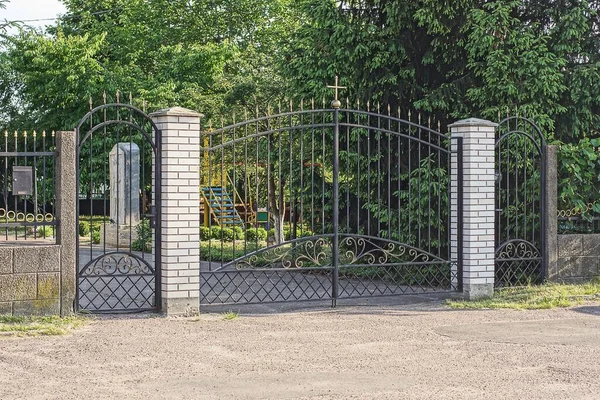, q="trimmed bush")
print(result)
[211,226,222,240]
[246,227,267,241]
[132,219,152,252]
[221,228,235,241]
[91,230,101,244]
[199,226,211,241]
[37,225,54,238]
[233,226,244,240]
[78,221,90,237]
[284,228,310,240]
